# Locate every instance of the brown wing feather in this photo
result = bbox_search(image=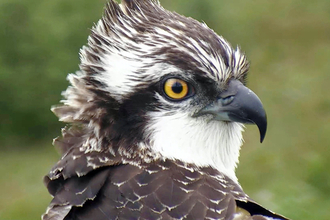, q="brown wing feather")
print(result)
[44,153,287,220]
